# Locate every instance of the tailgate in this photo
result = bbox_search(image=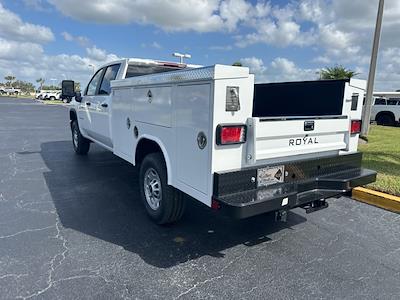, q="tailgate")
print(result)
[247,116,350,162]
